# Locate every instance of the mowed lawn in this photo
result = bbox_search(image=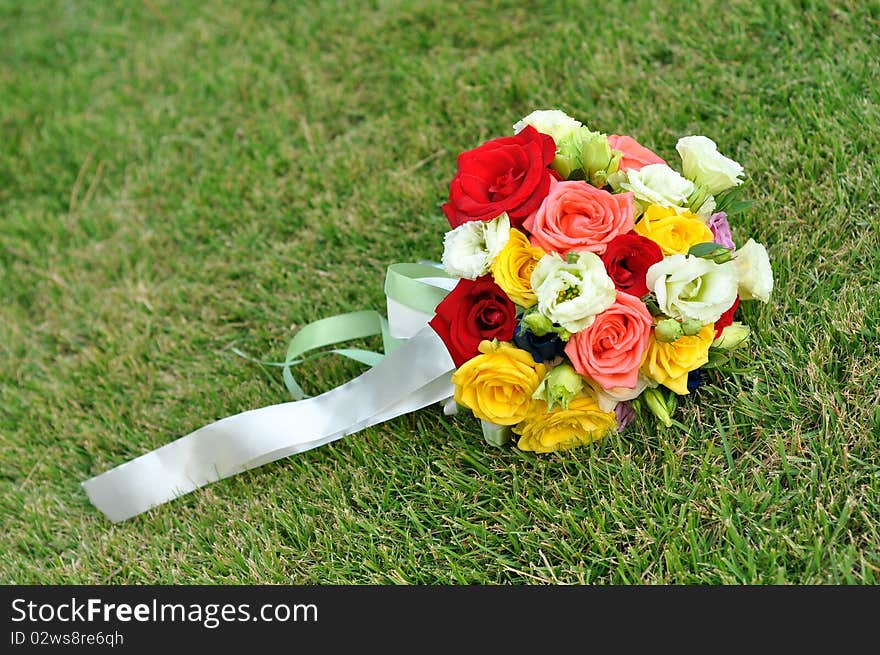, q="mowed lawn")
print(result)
[1,0,878,584]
